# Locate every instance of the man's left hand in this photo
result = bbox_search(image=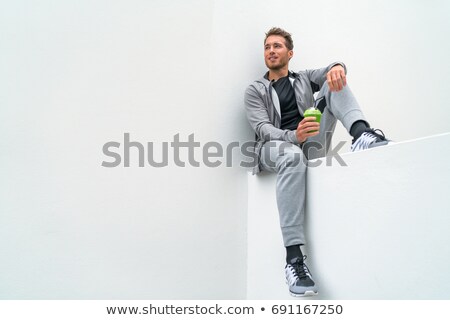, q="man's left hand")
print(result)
[326,65,347,92]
